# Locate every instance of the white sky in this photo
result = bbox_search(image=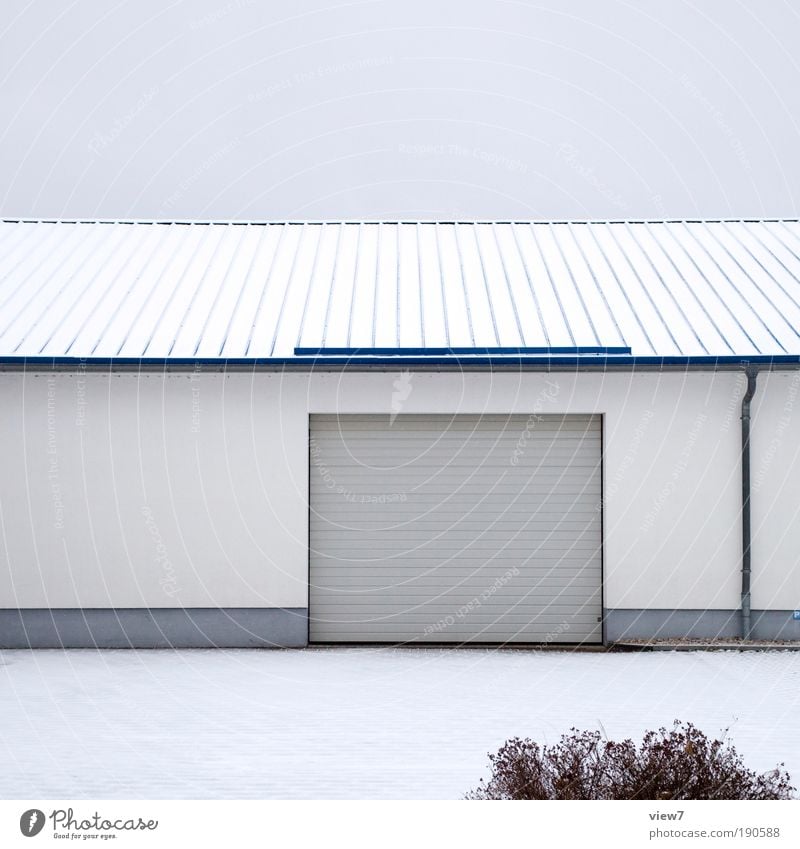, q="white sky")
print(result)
[1,0,798,220]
